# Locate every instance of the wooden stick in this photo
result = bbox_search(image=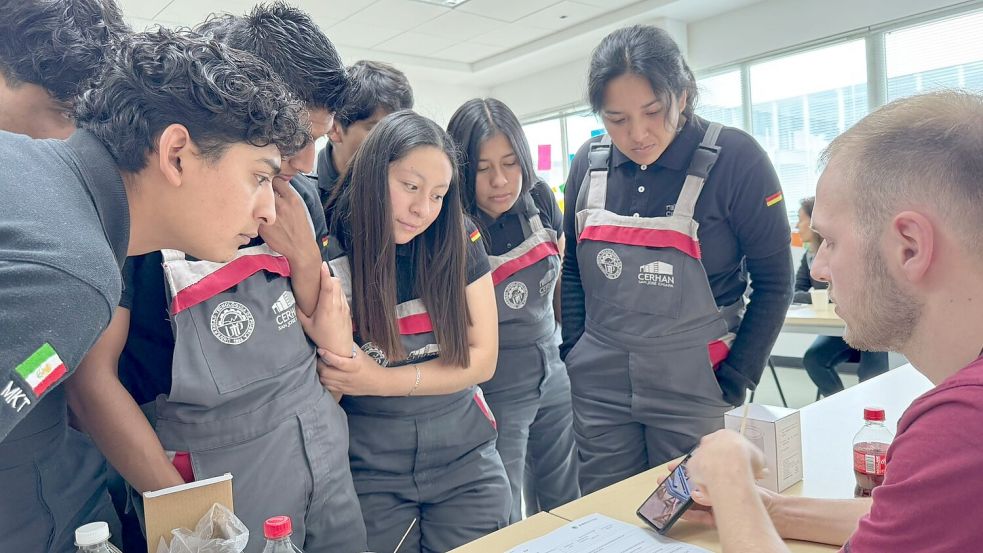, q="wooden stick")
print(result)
[738,401,751,437]
[393,518,417,553]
